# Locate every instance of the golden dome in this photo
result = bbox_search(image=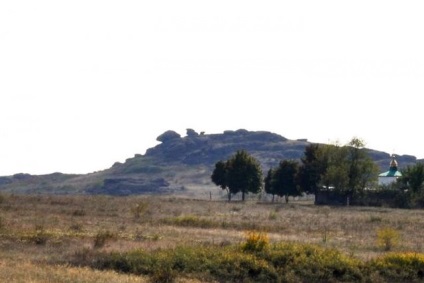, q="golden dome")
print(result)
[390,155,398,170]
